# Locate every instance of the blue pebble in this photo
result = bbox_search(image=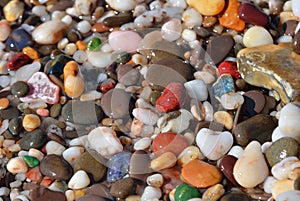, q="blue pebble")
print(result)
[107,152,130,183]
[49,54,73,75]
[212,74,235,101]
[6,28,34,52]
